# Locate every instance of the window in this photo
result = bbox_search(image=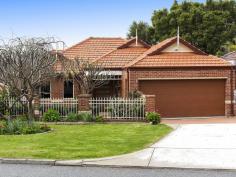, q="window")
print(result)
[64,80,73,98]
[41,82,50,98]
